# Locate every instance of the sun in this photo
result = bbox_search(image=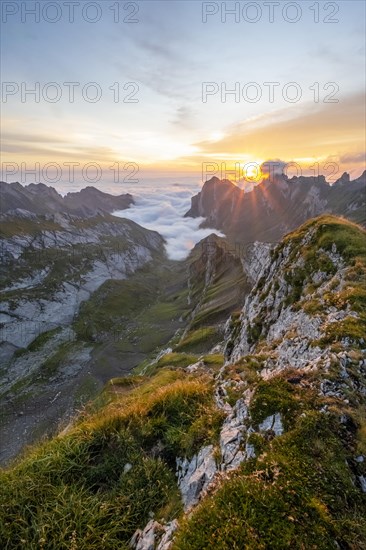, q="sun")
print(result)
[242,161,264,183]
[209,131,225,142]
